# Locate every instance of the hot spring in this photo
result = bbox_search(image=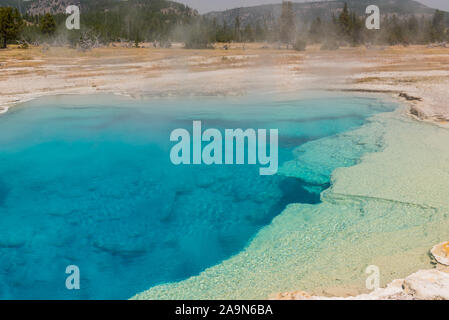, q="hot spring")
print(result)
[0,94,395,299]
